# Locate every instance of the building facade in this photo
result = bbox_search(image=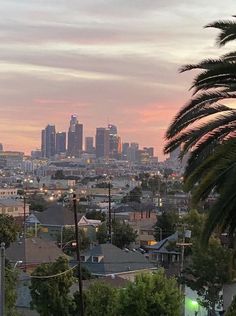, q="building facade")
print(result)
[95,128,110,159]
[41,125,56,158]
